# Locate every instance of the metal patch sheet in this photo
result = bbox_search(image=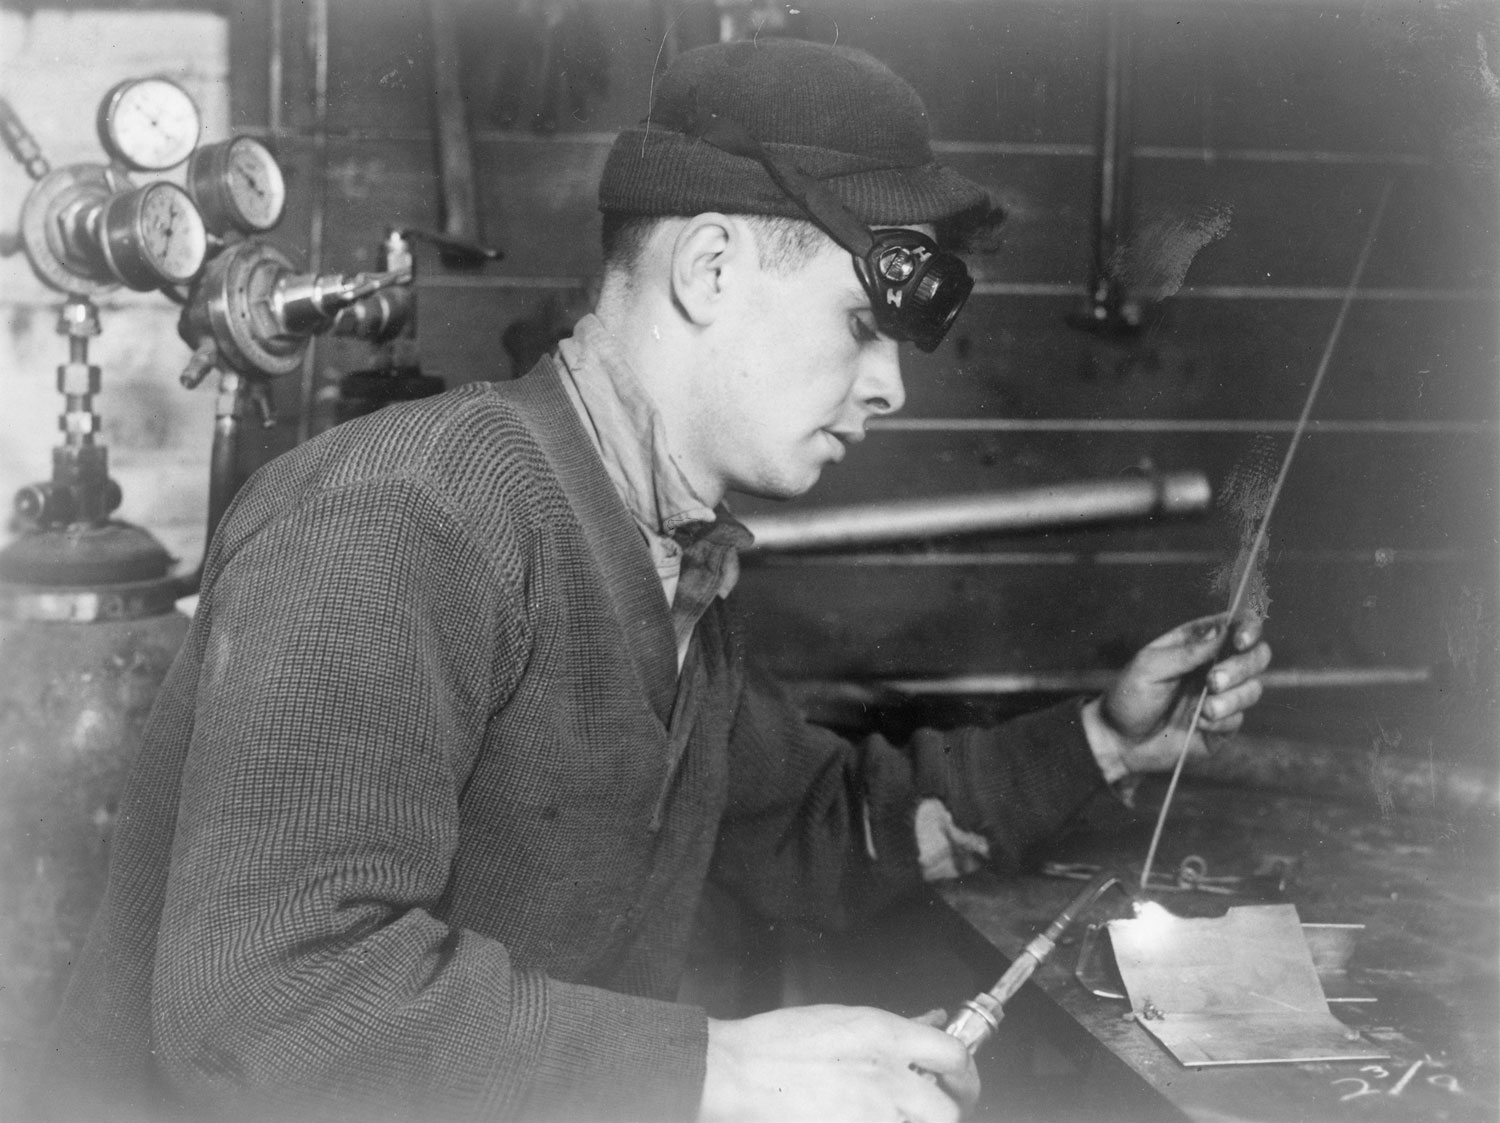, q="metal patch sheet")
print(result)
[1108,903,1390,1068]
